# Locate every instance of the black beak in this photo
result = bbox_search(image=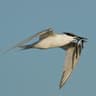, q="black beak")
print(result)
[80,37,88,42]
